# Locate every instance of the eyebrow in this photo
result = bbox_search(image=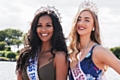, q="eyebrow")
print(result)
[46,22,52,24]
[38,22,52,24]
[78,16,91,19]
